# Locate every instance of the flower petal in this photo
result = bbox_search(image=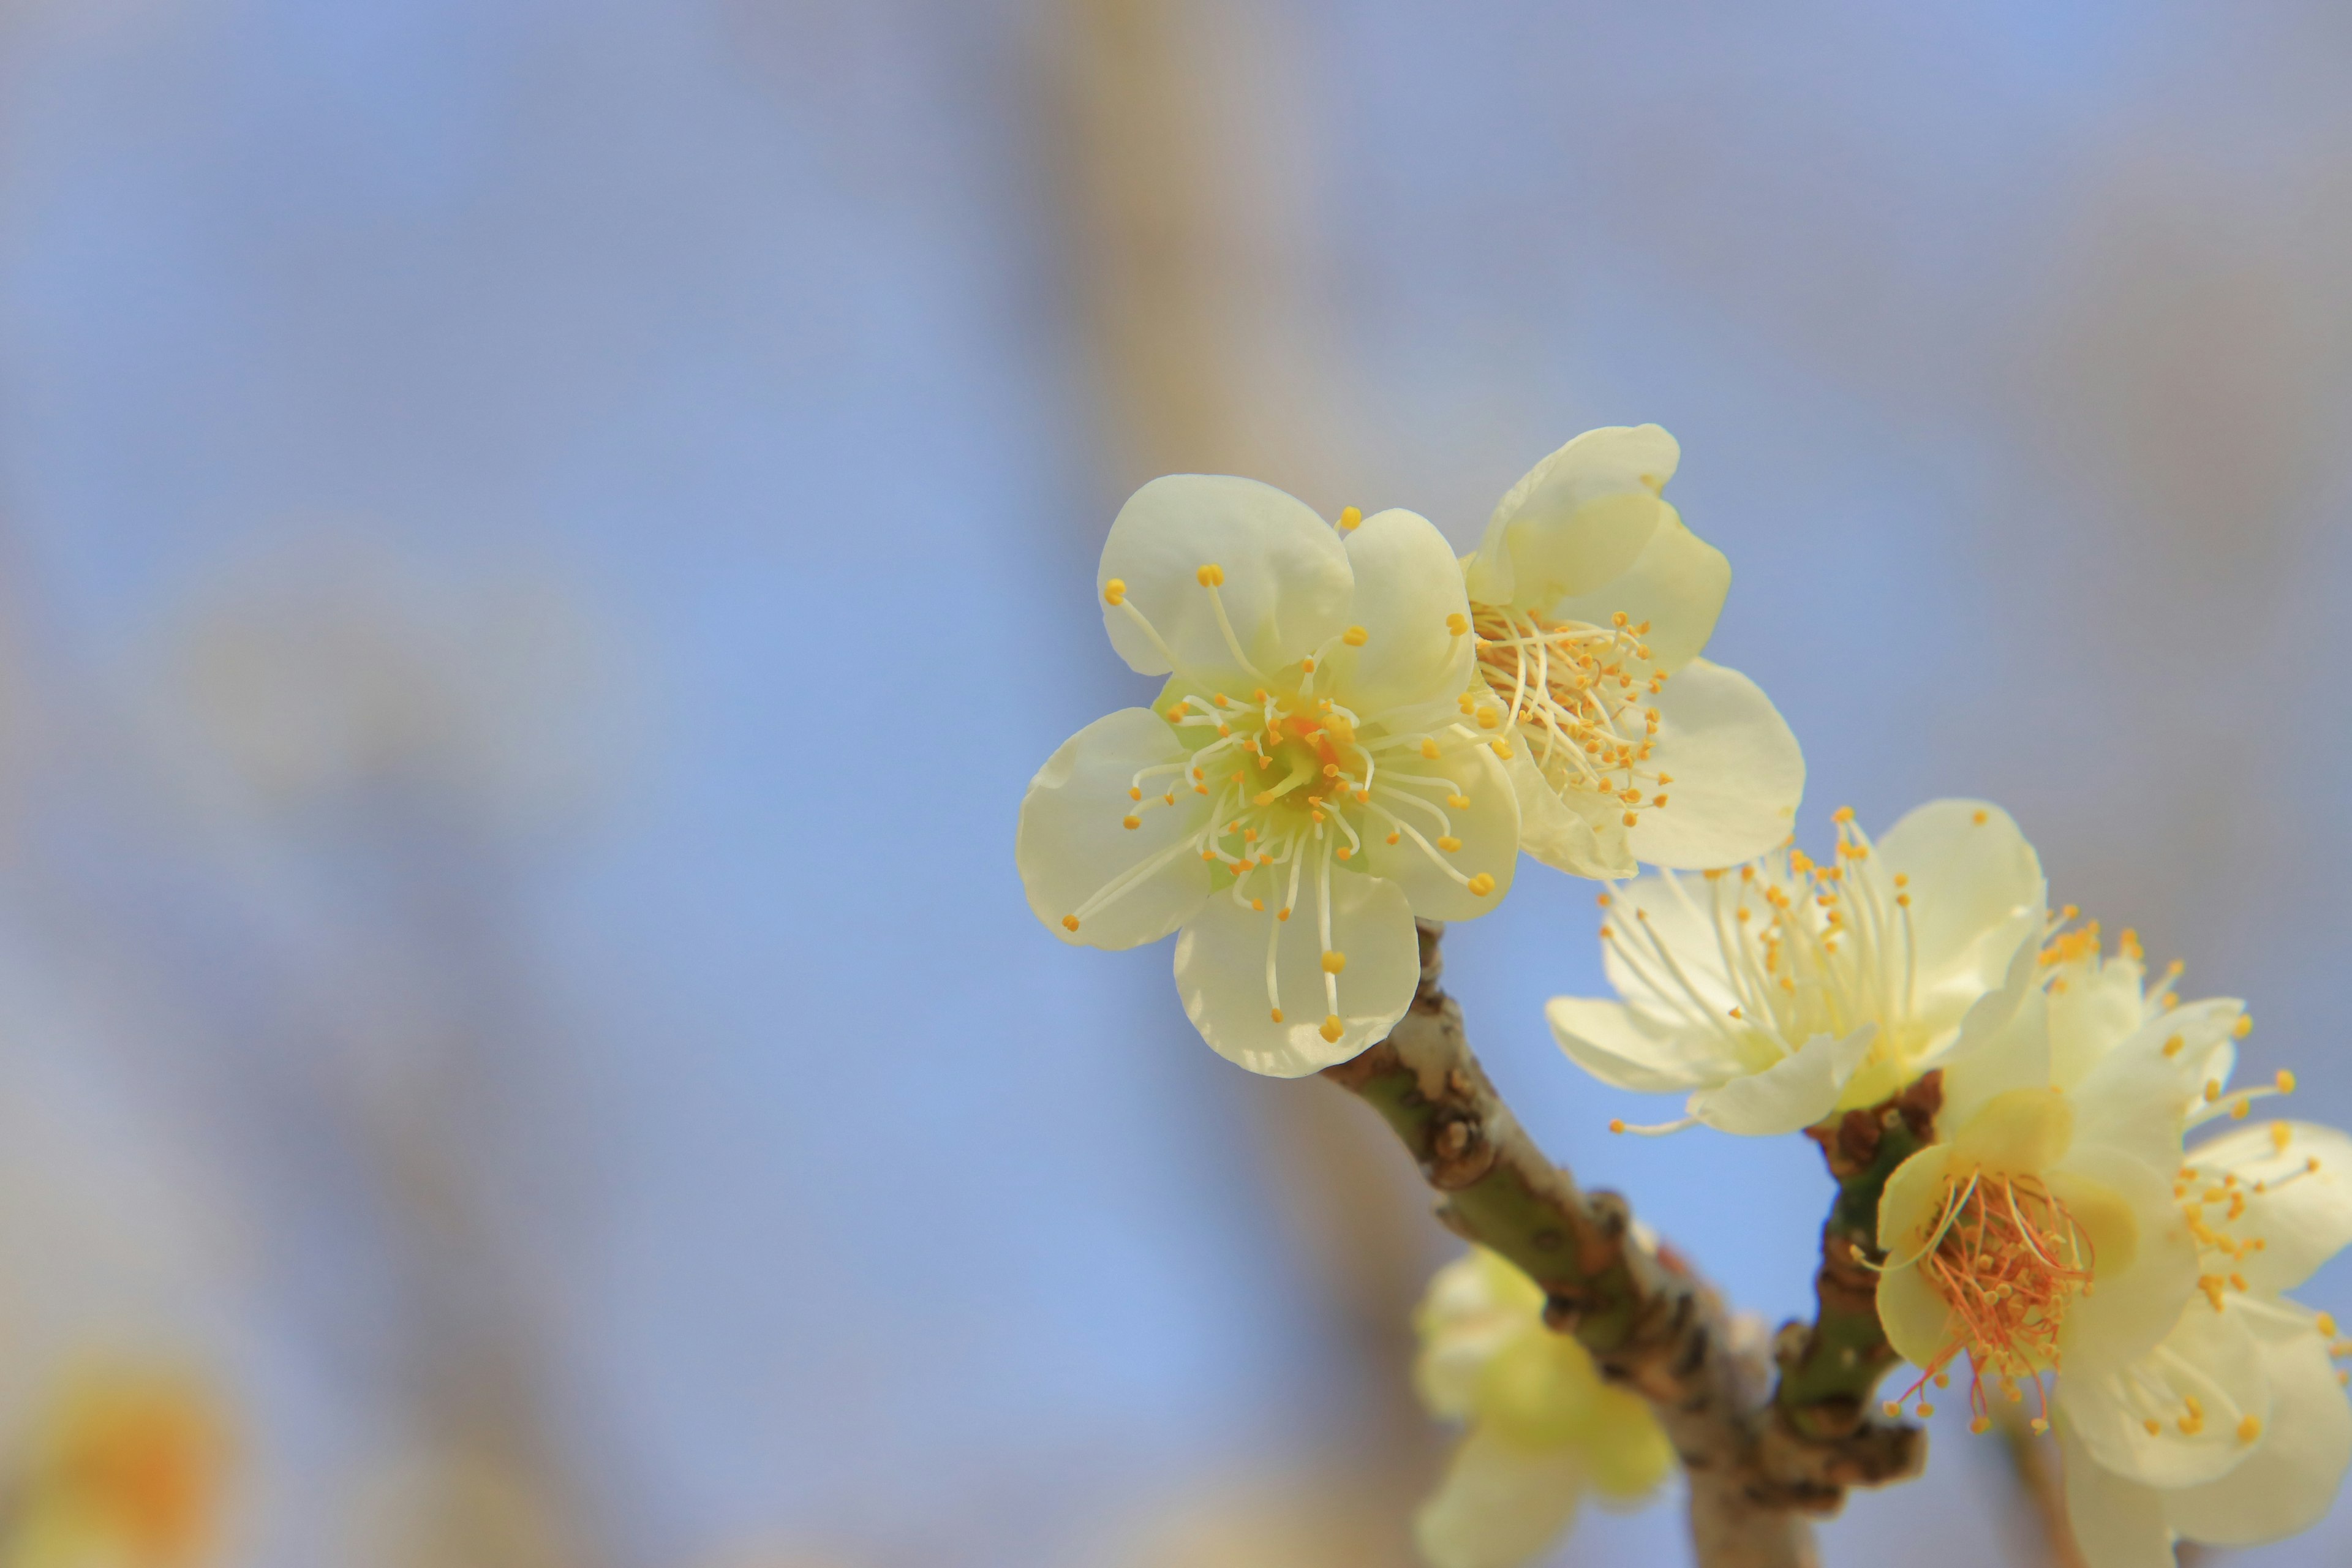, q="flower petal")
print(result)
[1328,508,1476,725]
[2059,1428,2176,1568]
[1547,997,1719,1095]
[1598,872,1742,1020]
[1464,426,1679,611]
[2187,1120,2352,1294]
[1413,1426,1585,1568]
[2165,1306,2352,1546]
[2067,1012,2204,1174]
[2060,1301,2268,1487]
[2049,1147,2203,1376]
[2048,954,2155,1087]
[1877,1245,1960,1372]
[1017,708,1213,950]
[1684,1025,1875,1136]
[1415,1251,1545,1421]
[1621,659,1803,870]
[1539,506,1730,674]
[1877,799,2046,1006]
[1936,979,2053,1134]
[1362,741,1518,922]
[1173,866,1418,1076]
[1099,474,1351,679]
[1504,750,1631,879]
